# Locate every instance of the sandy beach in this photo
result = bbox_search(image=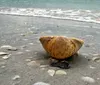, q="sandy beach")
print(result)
[0,14,100,85]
